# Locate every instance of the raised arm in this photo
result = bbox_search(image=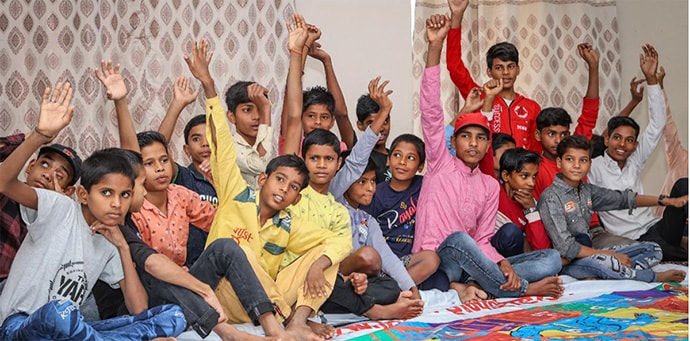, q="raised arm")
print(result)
[95,61,138,152]
[329,77,393,198]
[446,0,479,98]
[158,76,199,143]
[281,14,309,156]
[309,40,355,149]
[574,43,599,138]
[634,44,665,164]
[0,83,74,209]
